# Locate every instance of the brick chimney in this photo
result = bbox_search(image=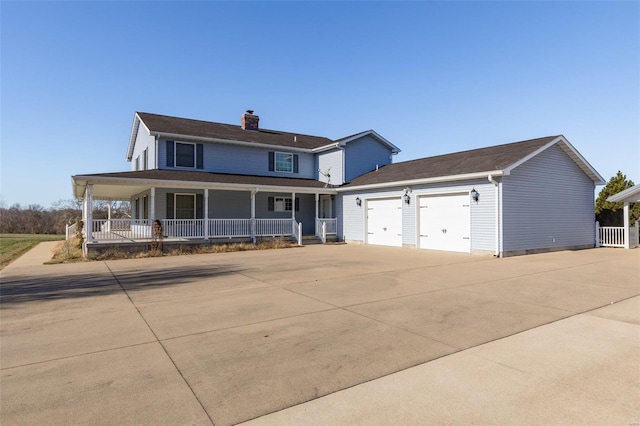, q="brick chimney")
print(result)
[241,110,259,130]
